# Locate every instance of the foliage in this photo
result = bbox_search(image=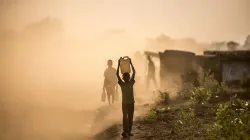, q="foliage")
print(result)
[207,96,250,140]
[227,41,239,51]
[203,70,231,95]
[190,87,212,104]
[178,82,194,99]
[189,69,231,104]
[145,109,157,121]
[219,81,230,92]
[180,69,224,101]
[203,70,221,94]
[170,108,208,139]
[156,90,170,104]
[178,108,195,124]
